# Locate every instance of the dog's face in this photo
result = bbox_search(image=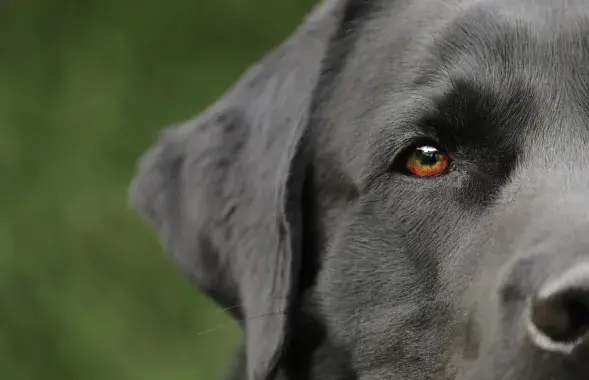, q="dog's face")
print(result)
[130,1,589,379]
